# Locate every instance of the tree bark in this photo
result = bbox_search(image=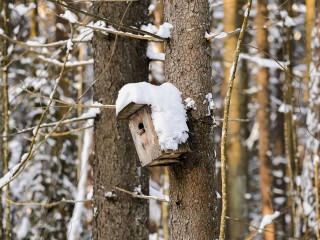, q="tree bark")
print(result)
[92,2,149,239]
[164,1,217,239]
